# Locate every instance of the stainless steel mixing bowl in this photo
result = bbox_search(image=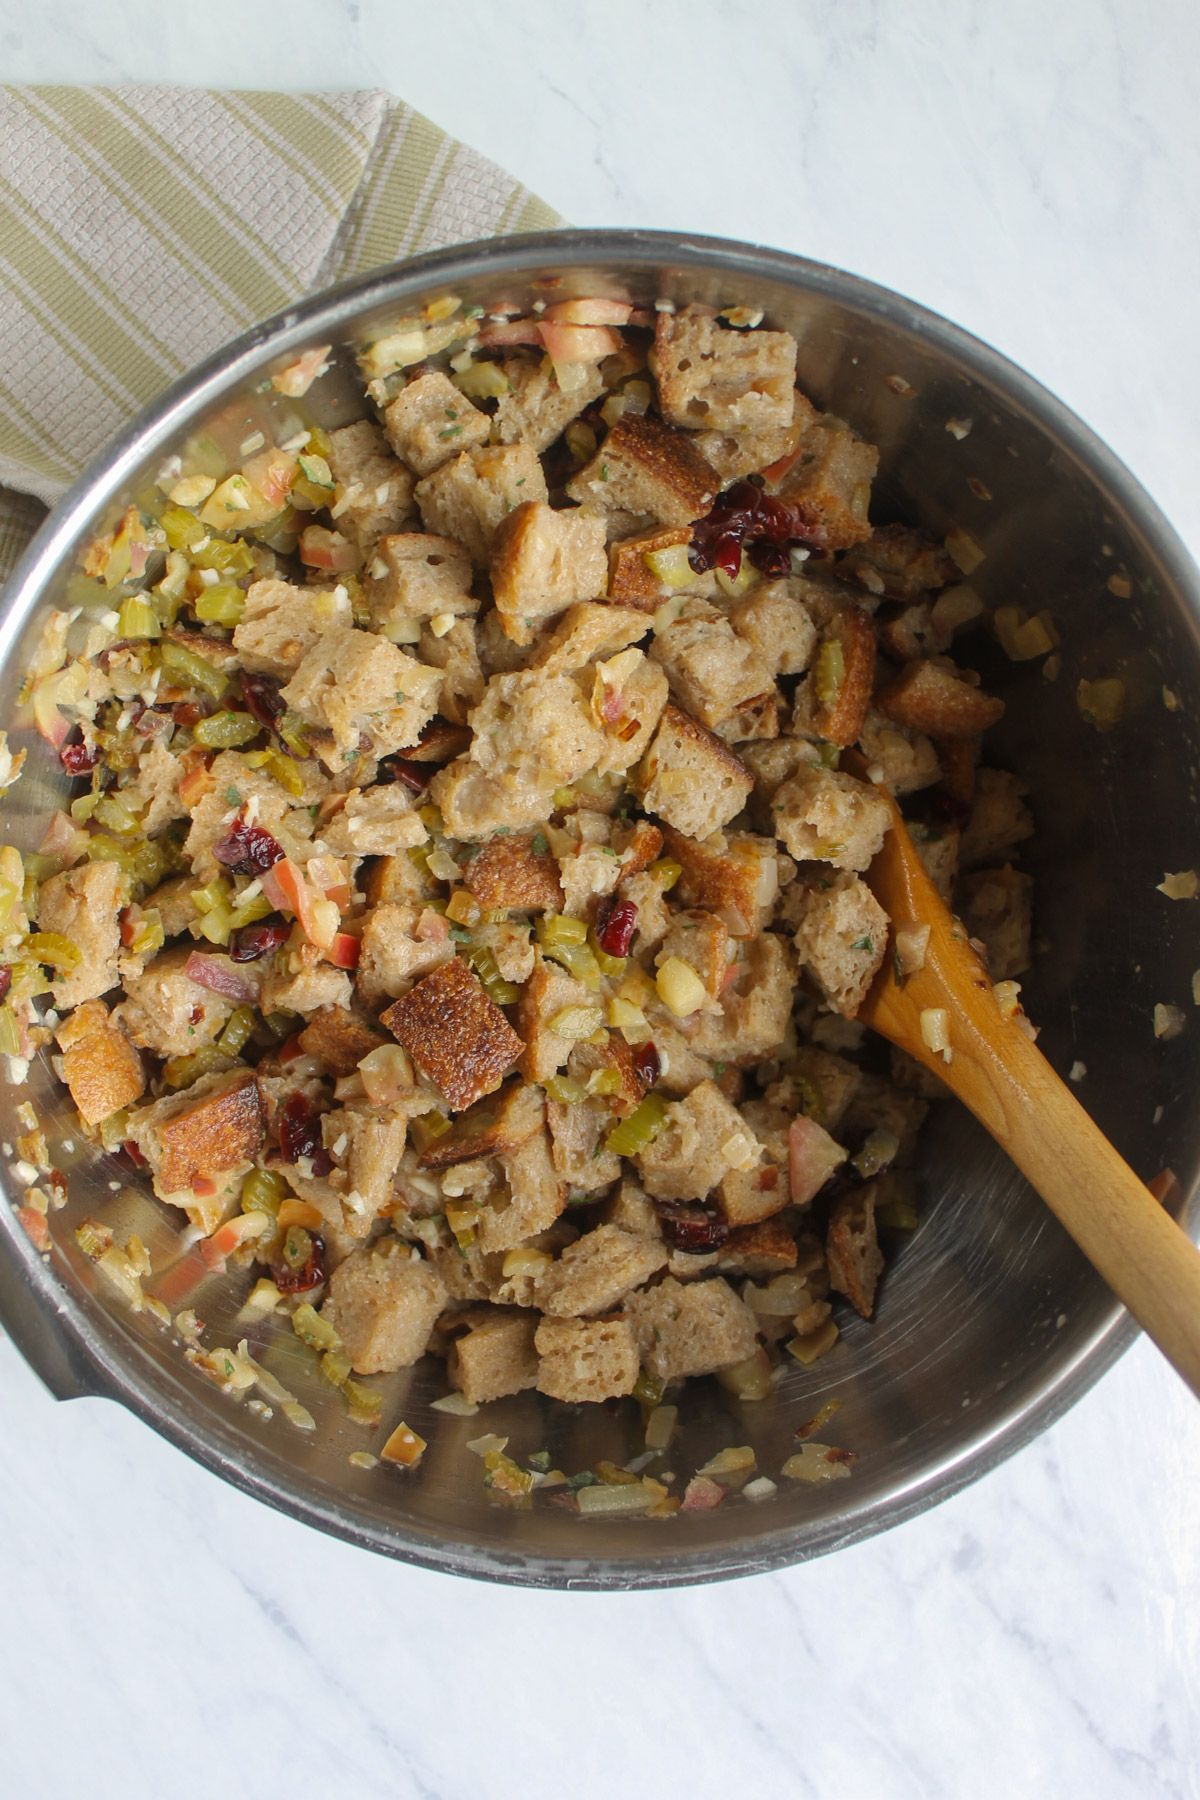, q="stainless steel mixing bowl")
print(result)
[2,230,1198,1588]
